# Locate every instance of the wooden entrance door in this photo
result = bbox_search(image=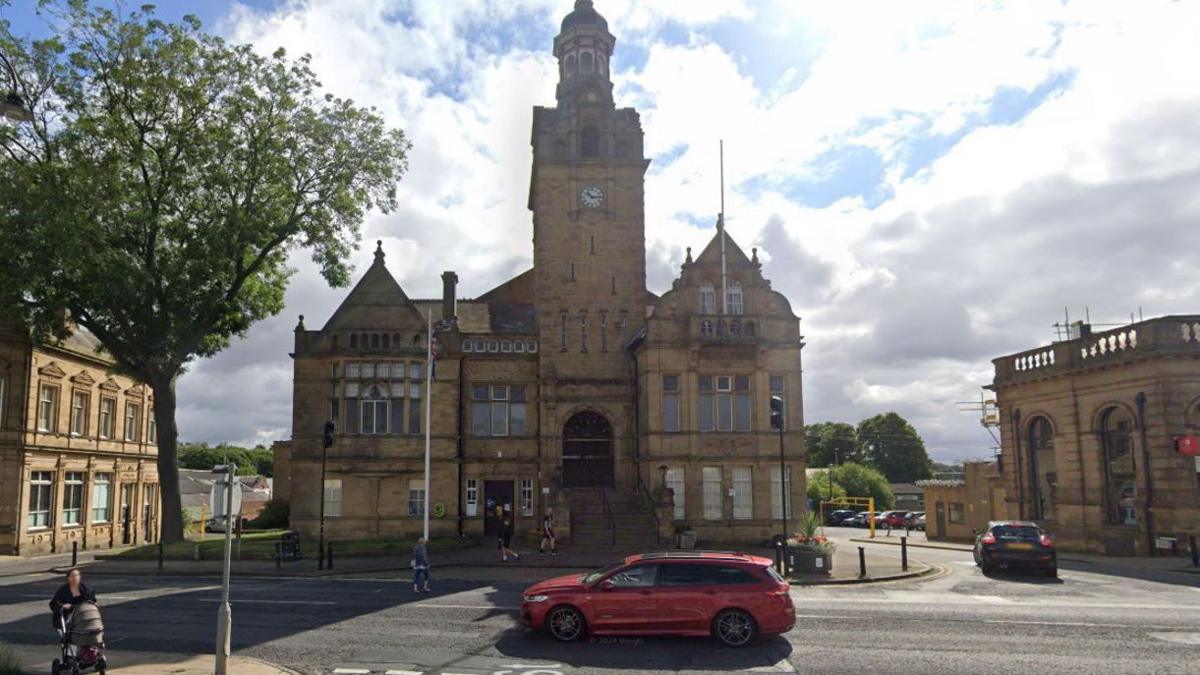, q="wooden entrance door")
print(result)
[562,411,614,487]
[483,480,514,537]
[120,484,135,545]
